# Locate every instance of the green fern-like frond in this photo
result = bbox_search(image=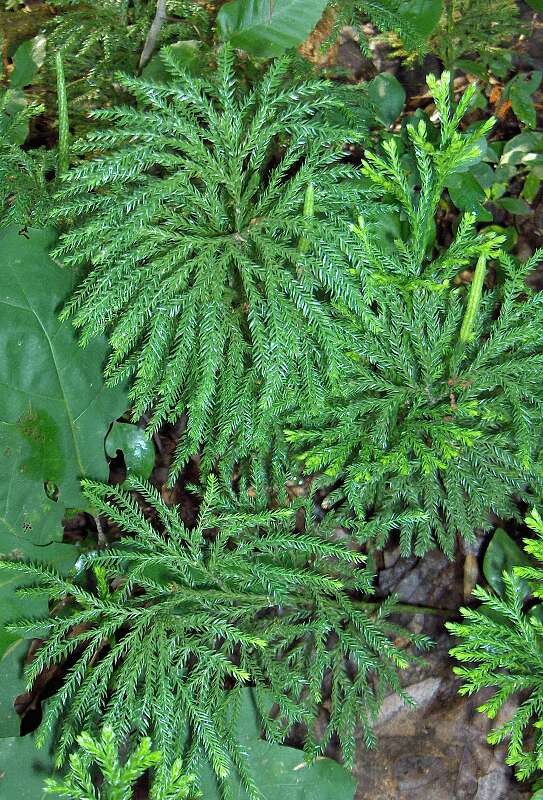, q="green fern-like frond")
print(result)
[51,47,370,479]
[0,91,53,226]
[285,74,543,557]
[429,0,521,74]
[325,0,425,54]
[0,476,429,796]
[42,0,213,109]
[44,725,198,800]
[448,508,543,781]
